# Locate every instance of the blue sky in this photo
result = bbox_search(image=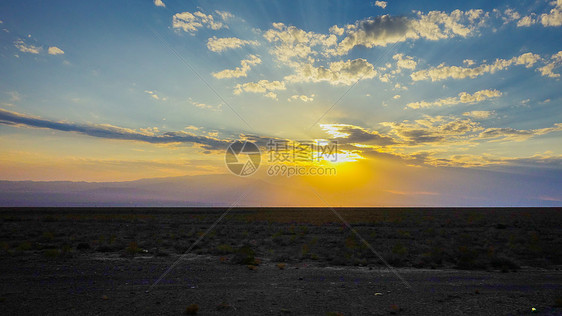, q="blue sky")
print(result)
[0,0,561,205]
